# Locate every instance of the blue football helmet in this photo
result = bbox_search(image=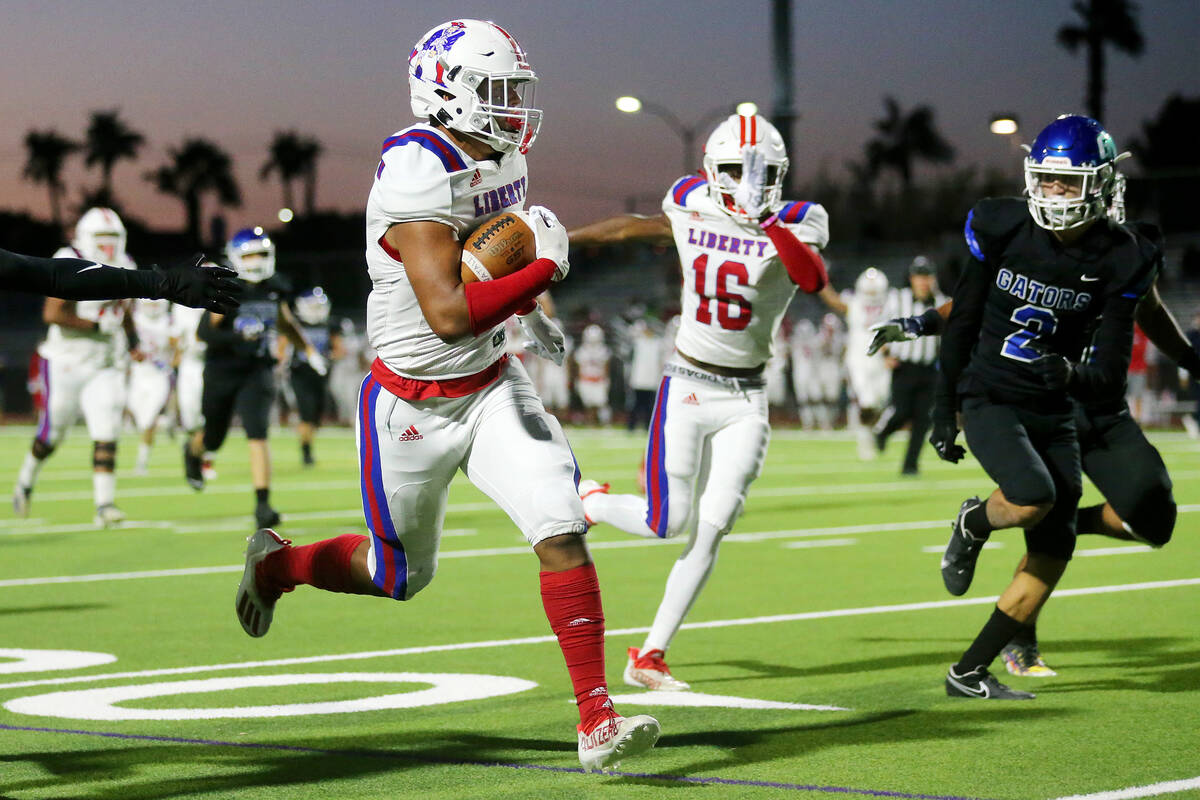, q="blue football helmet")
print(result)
[294,286,331,325]
[1023,115,1129,231]
[226,227,276,283]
